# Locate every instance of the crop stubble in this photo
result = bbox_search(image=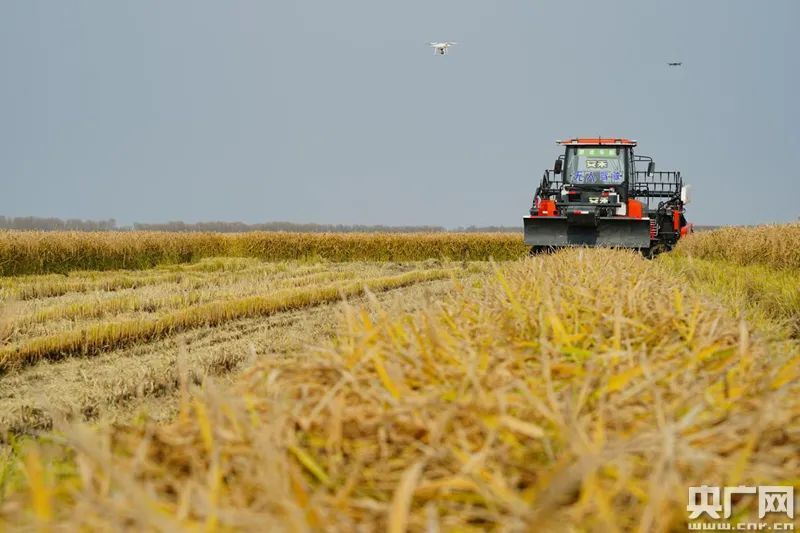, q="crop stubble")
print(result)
[0,258,477,435]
